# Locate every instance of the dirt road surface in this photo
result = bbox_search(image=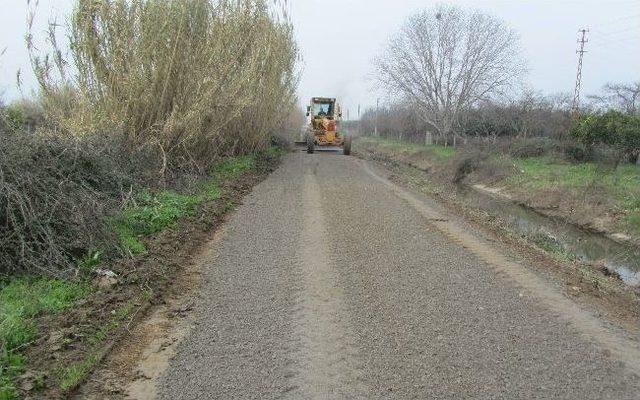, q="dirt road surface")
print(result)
[158,152,640,399]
